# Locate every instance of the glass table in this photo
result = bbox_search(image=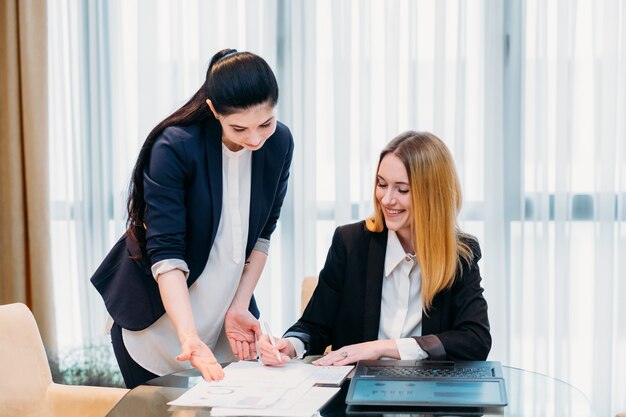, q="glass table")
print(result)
[106,364,596,417]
